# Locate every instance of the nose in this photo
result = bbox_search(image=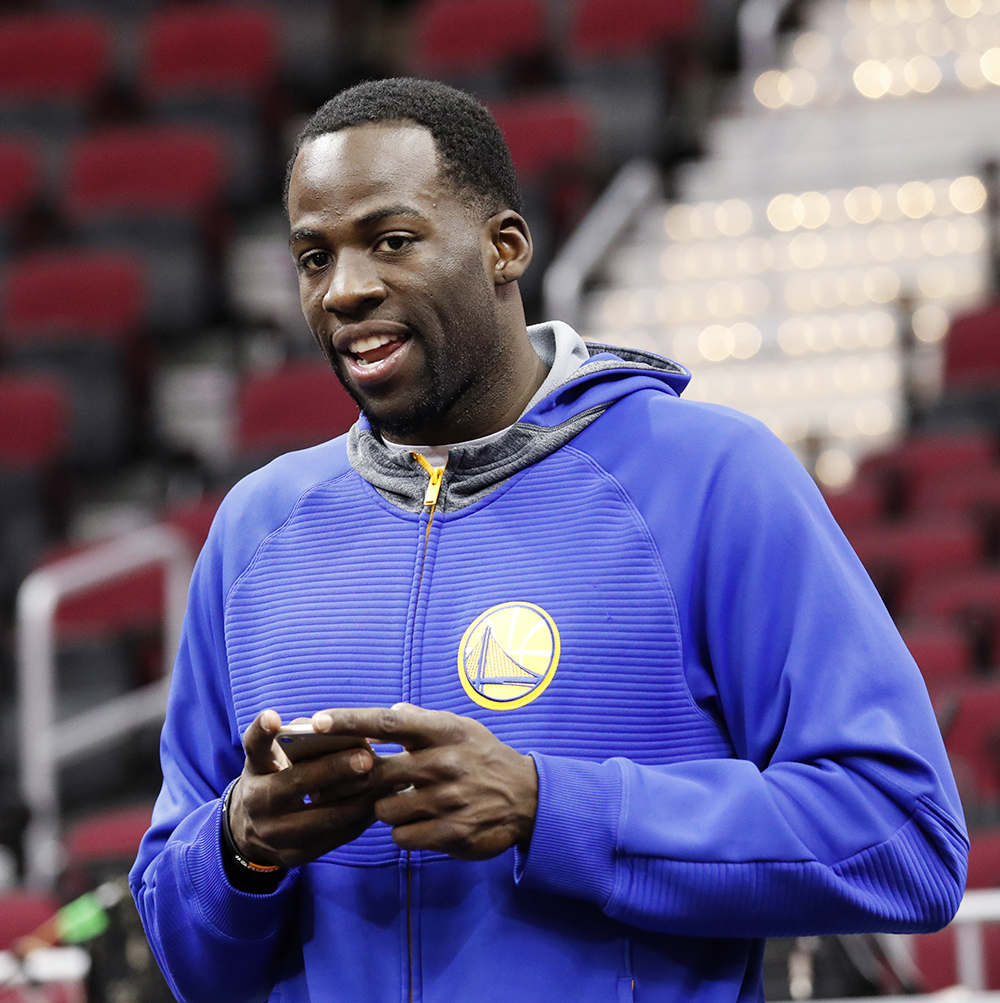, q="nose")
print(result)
[321,250,387,316]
